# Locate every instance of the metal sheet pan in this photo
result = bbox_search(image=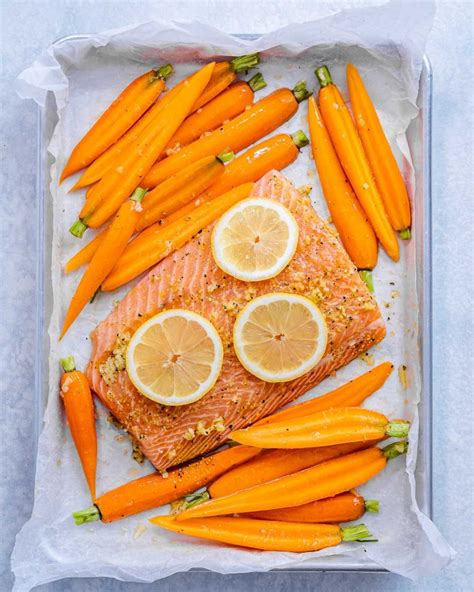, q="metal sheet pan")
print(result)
[34,35,433,573]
